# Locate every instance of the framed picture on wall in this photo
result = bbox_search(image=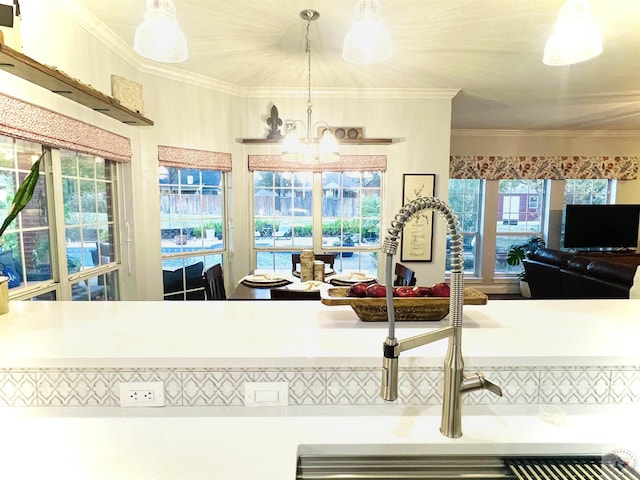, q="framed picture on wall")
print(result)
[400,174,436,262]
